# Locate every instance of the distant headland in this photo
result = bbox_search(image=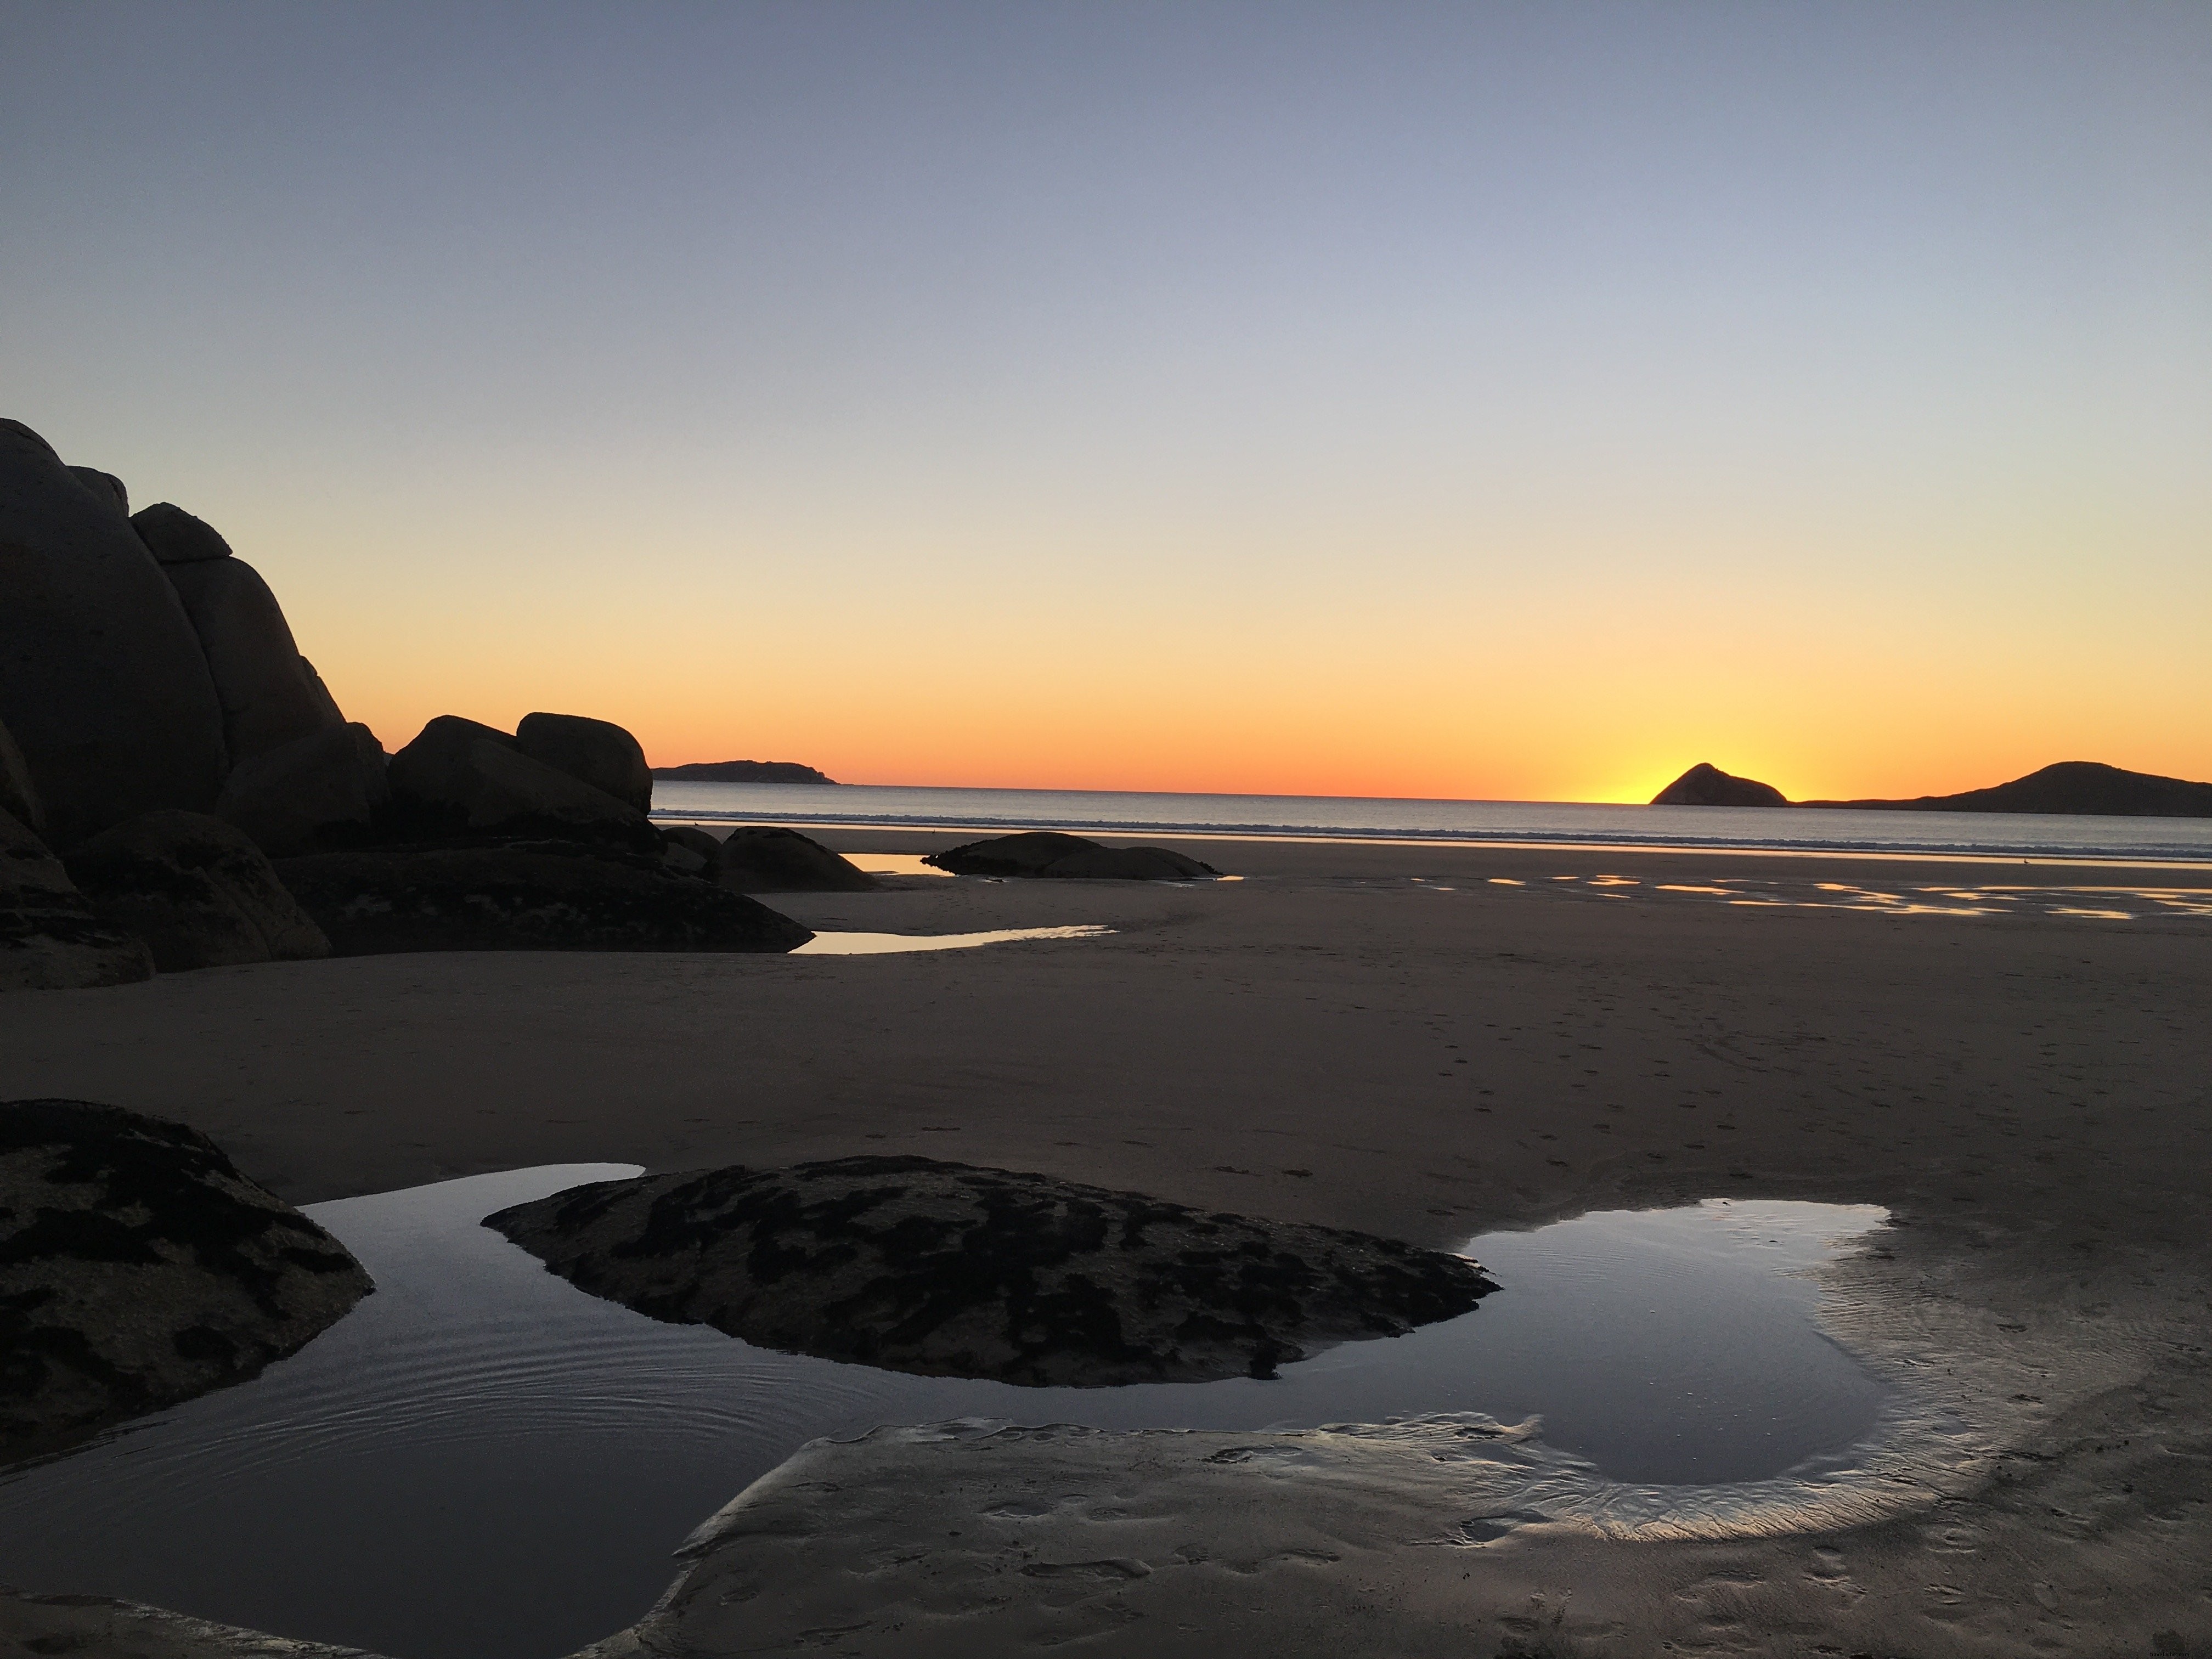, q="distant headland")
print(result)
[1654,760,2212,818]
[650,760,839,786]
